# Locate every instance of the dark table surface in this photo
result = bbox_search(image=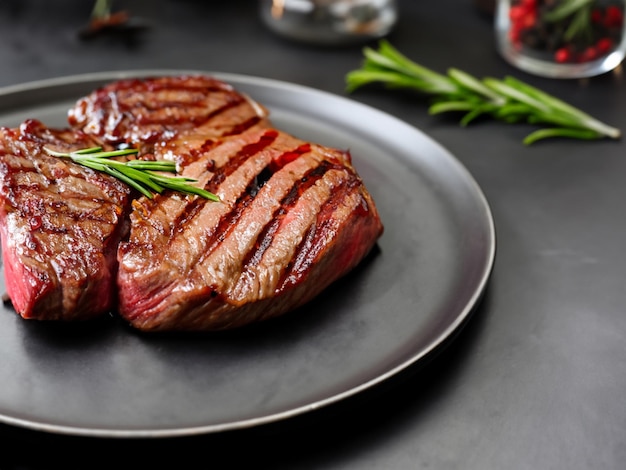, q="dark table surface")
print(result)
[1,1,625,468]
